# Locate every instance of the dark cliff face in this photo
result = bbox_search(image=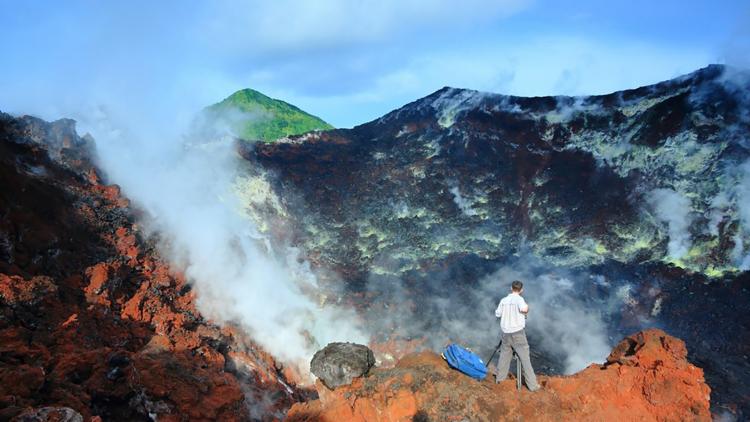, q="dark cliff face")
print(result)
[0,114,303,421]
[250,64,750,277]
[245,65,750,417]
